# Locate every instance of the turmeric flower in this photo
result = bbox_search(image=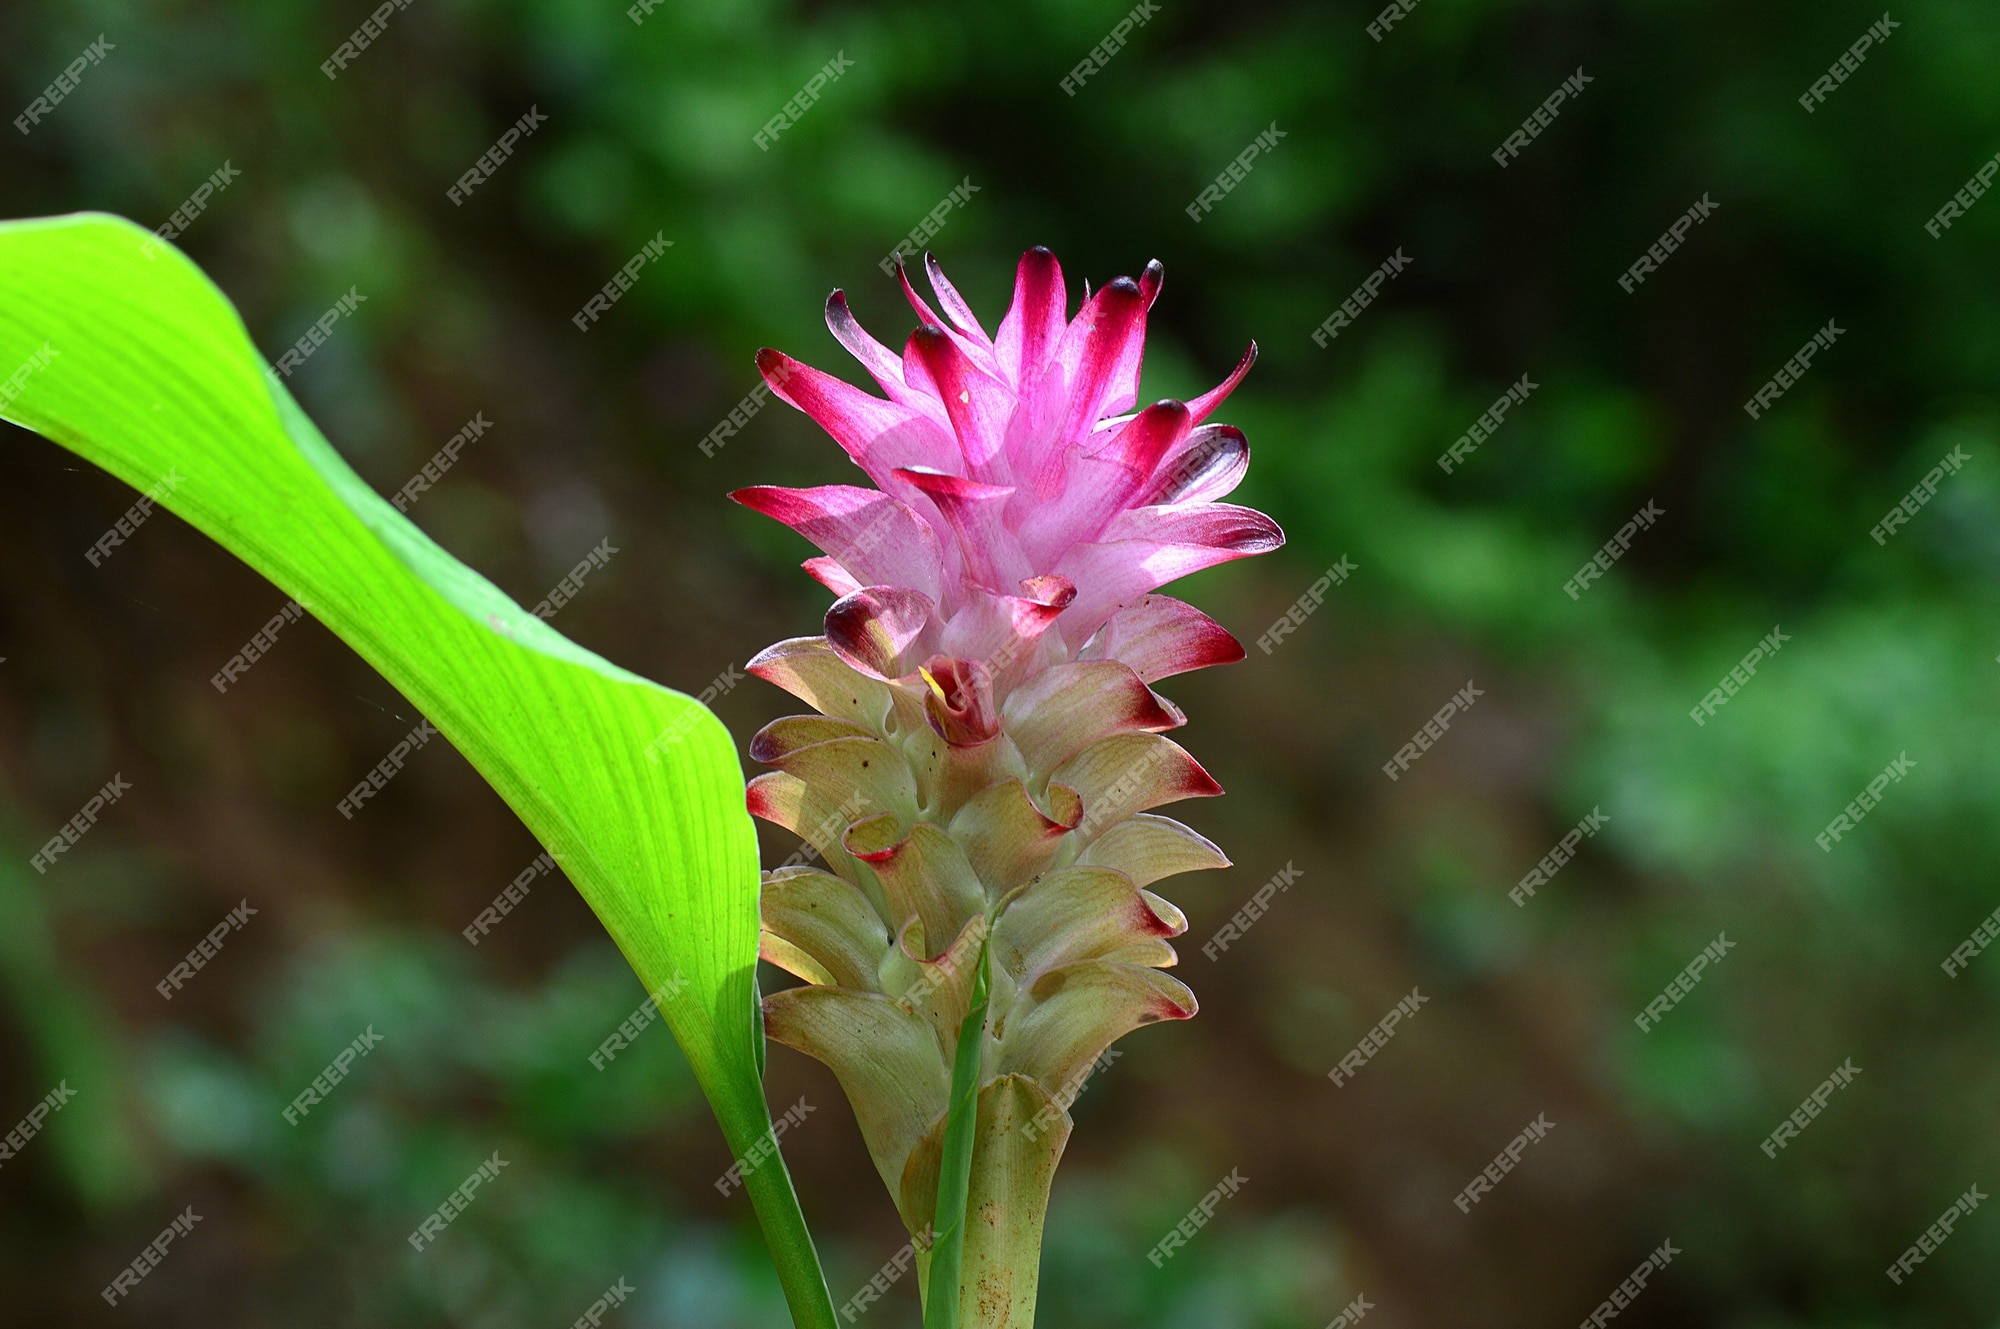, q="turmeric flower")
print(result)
[737,248,1281,1326]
